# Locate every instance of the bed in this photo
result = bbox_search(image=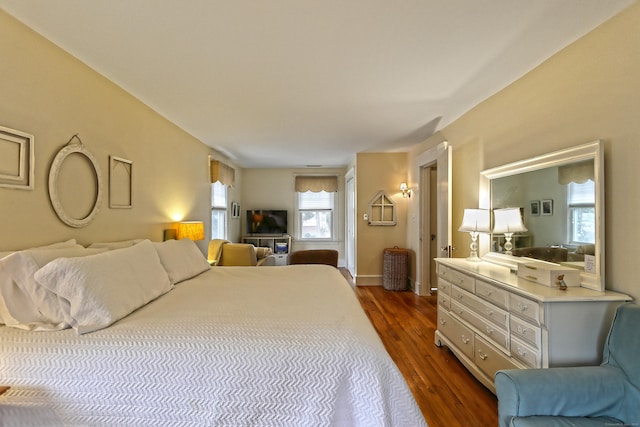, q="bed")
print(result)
[0,239,427,426]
